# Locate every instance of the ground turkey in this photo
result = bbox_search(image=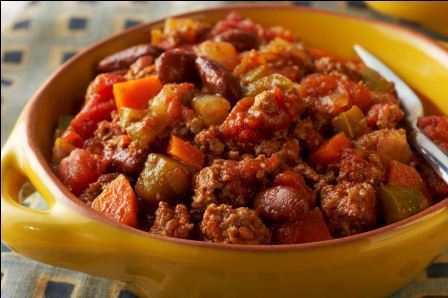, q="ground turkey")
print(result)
[336,149,385,185]
[79,173,120,204]
[354,128,413,167]
[320,181,377,237]
[84,112,148,175]
[366,102,404,130]
[201,203,271,244]
[191,139,300,209]
[194,126,226,163]
[150,202,193,239]
[191,157,266,209]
